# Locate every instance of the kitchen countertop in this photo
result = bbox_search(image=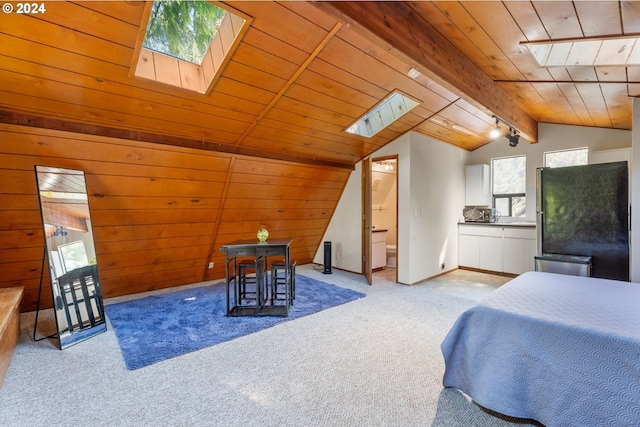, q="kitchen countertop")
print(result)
[459,221,536,227]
